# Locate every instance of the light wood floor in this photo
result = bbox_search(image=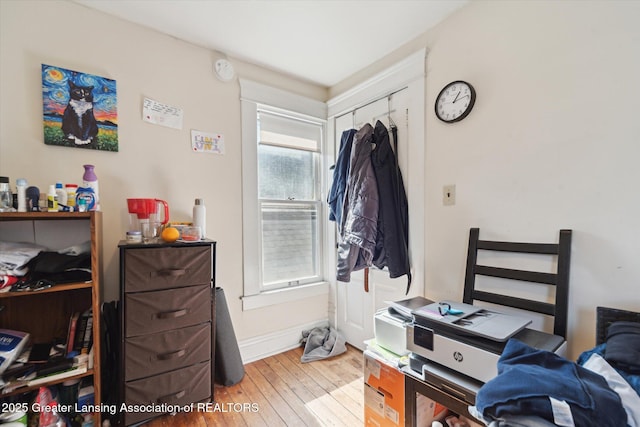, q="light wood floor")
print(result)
[141,344,365,427]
